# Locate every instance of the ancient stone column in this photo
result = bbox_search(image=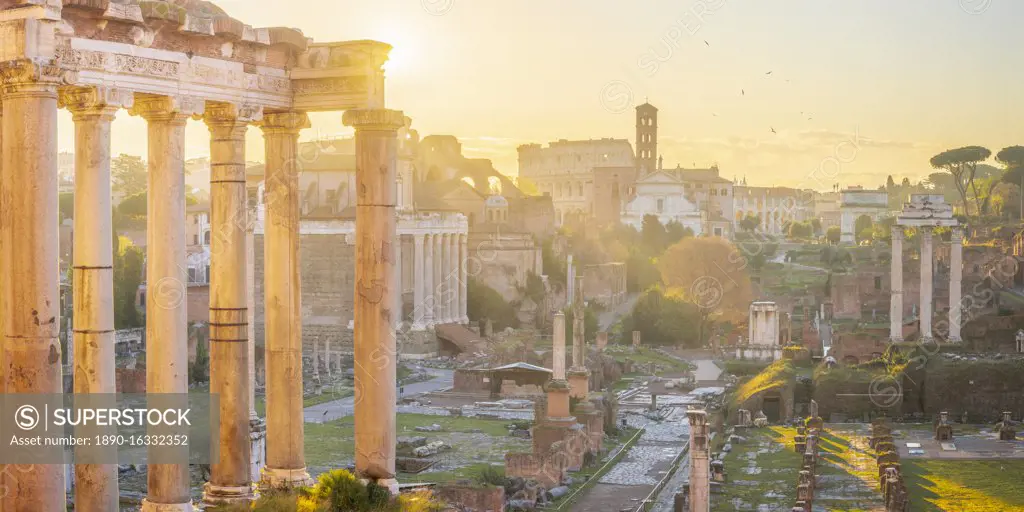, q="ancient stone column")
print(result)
[259,111,312,490]
[203,102,259,505]
[423,234,435,327]
[344,109,405,493]
[568,276,590,399]
[546,312,572,421]
[949,227,963,342]
[688,408,710,512]
[63,86,131,512]
[132,94,203,512]
[889,228,904,342]
[919,228,933,341]
[411,234,426,329]
[246,220,258,420]
[434,233,444,323]
[449,233,459,325]
[439,233,449,323]
[394,234,403,328]
[460,234,469,323]
[0,63,67,511]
